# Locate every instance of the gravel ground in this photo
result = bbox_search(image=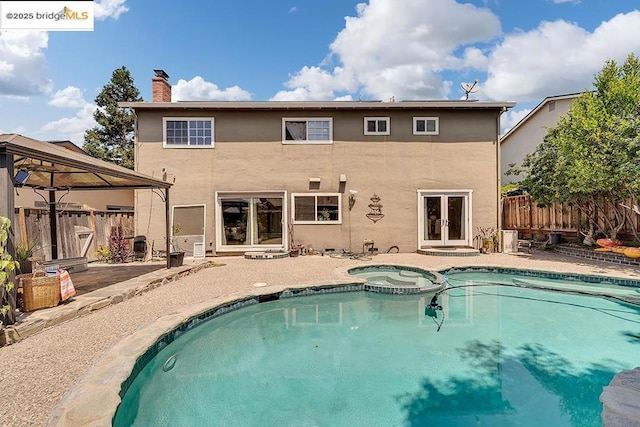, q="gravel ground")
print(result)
[1,252,639,427]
